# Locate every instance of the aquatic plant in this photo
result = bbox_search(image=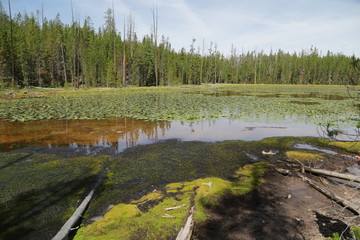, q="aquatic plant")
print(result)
[0,153,109,240]
[0,85,357,127]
